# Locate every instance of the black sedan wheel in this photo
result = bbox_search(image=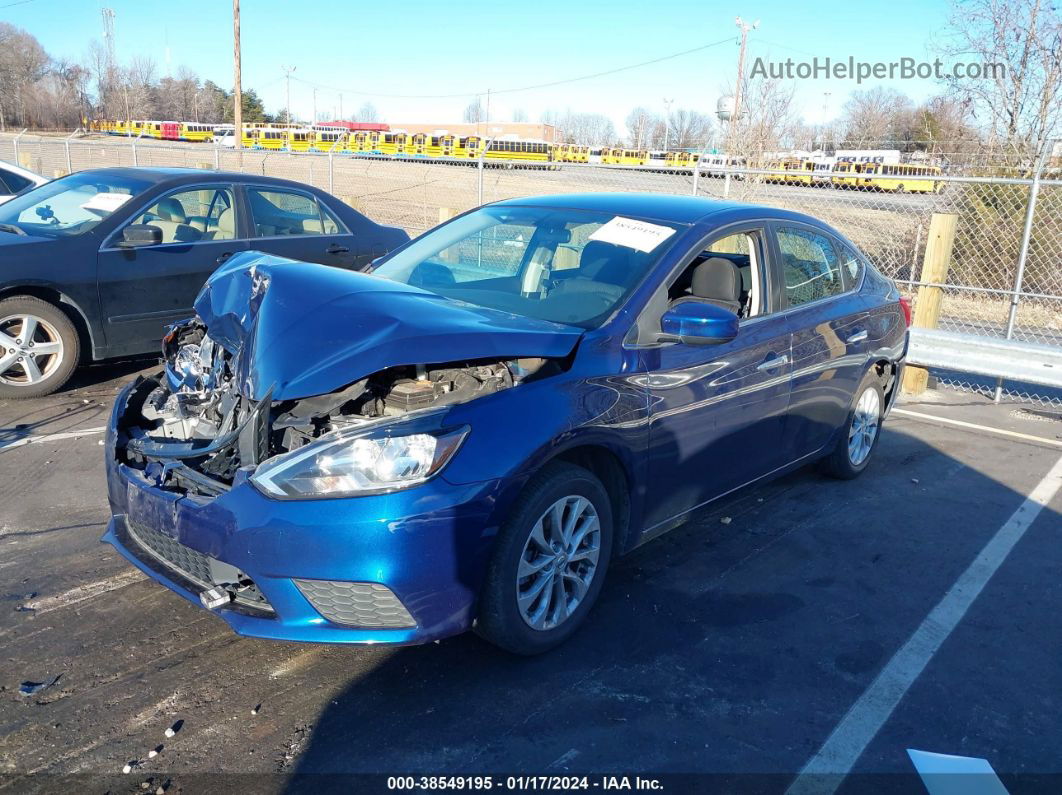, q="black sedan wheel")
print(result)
[476,462,613,655]
[0,297,80,399]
